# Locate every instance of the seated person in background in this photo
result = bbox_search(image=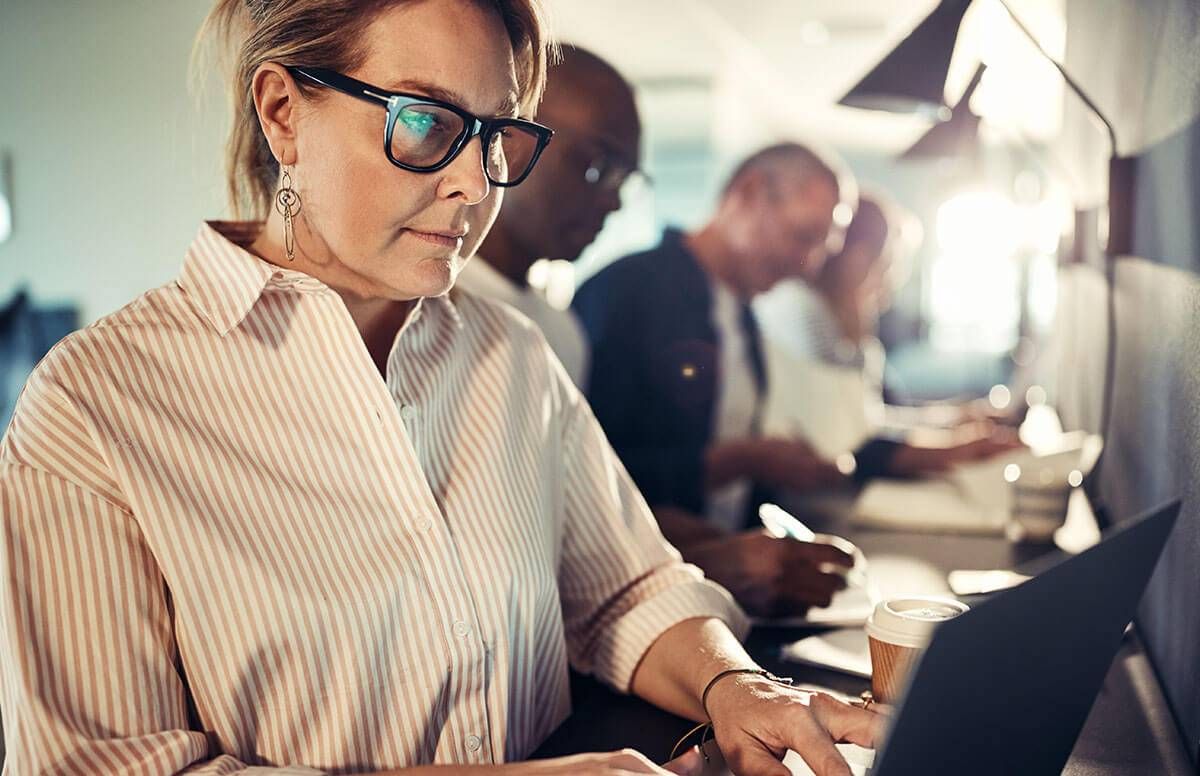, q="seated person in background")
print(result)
[755,192,1022,472]
[756,193,903,375]
[573,143,866,617]
[467,45,643,389]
